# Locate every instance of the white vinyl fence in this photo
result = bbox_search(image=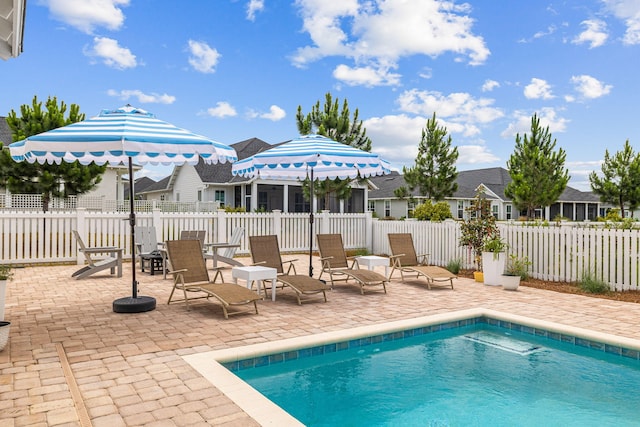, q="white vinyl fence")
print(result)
[1,209,639,291]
